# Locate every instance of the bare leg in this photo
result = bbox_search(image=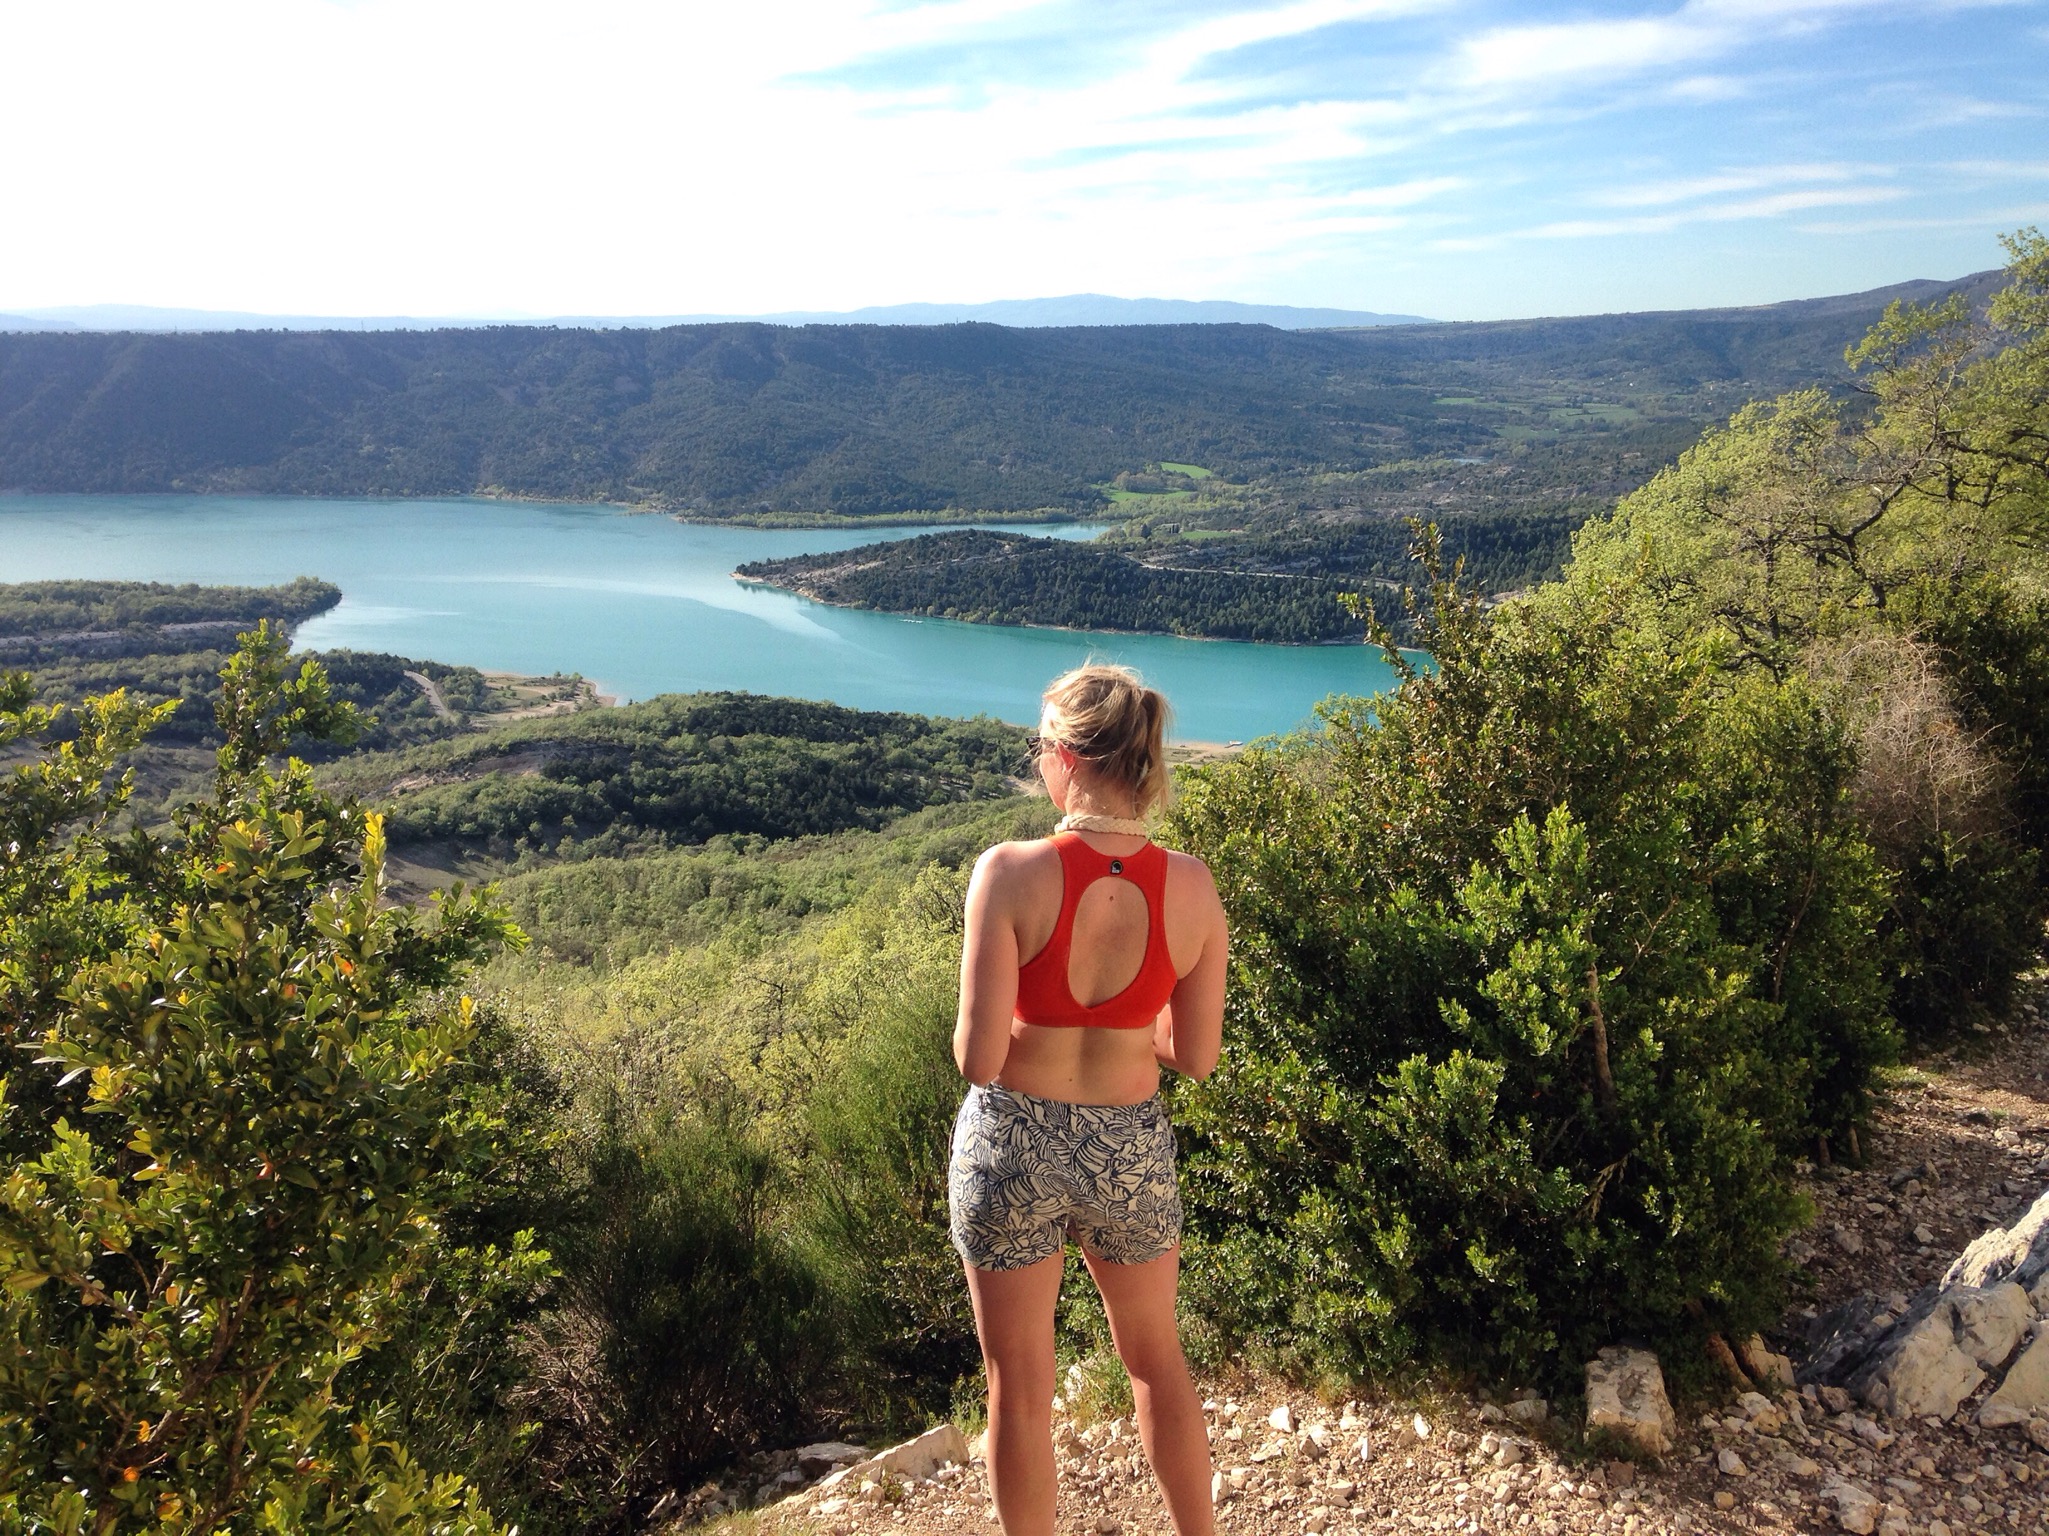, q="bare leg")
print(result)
[963,1252,1067,1536]
[1082,1245,1213,1536]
